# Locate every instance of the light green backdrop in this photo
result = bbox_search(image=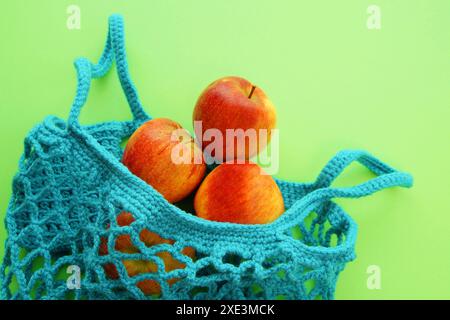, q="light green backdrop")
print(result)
[1,0,449,299]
